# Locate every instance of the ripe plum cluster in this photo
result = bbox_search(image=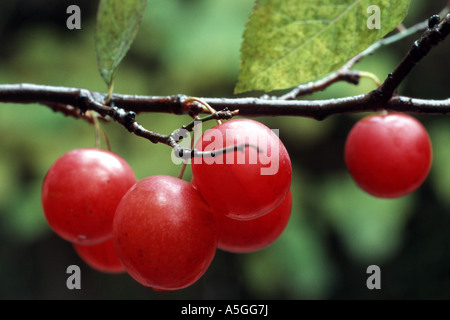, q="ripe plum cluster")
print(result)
[41,119,293,290]
[40,112,433,290]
